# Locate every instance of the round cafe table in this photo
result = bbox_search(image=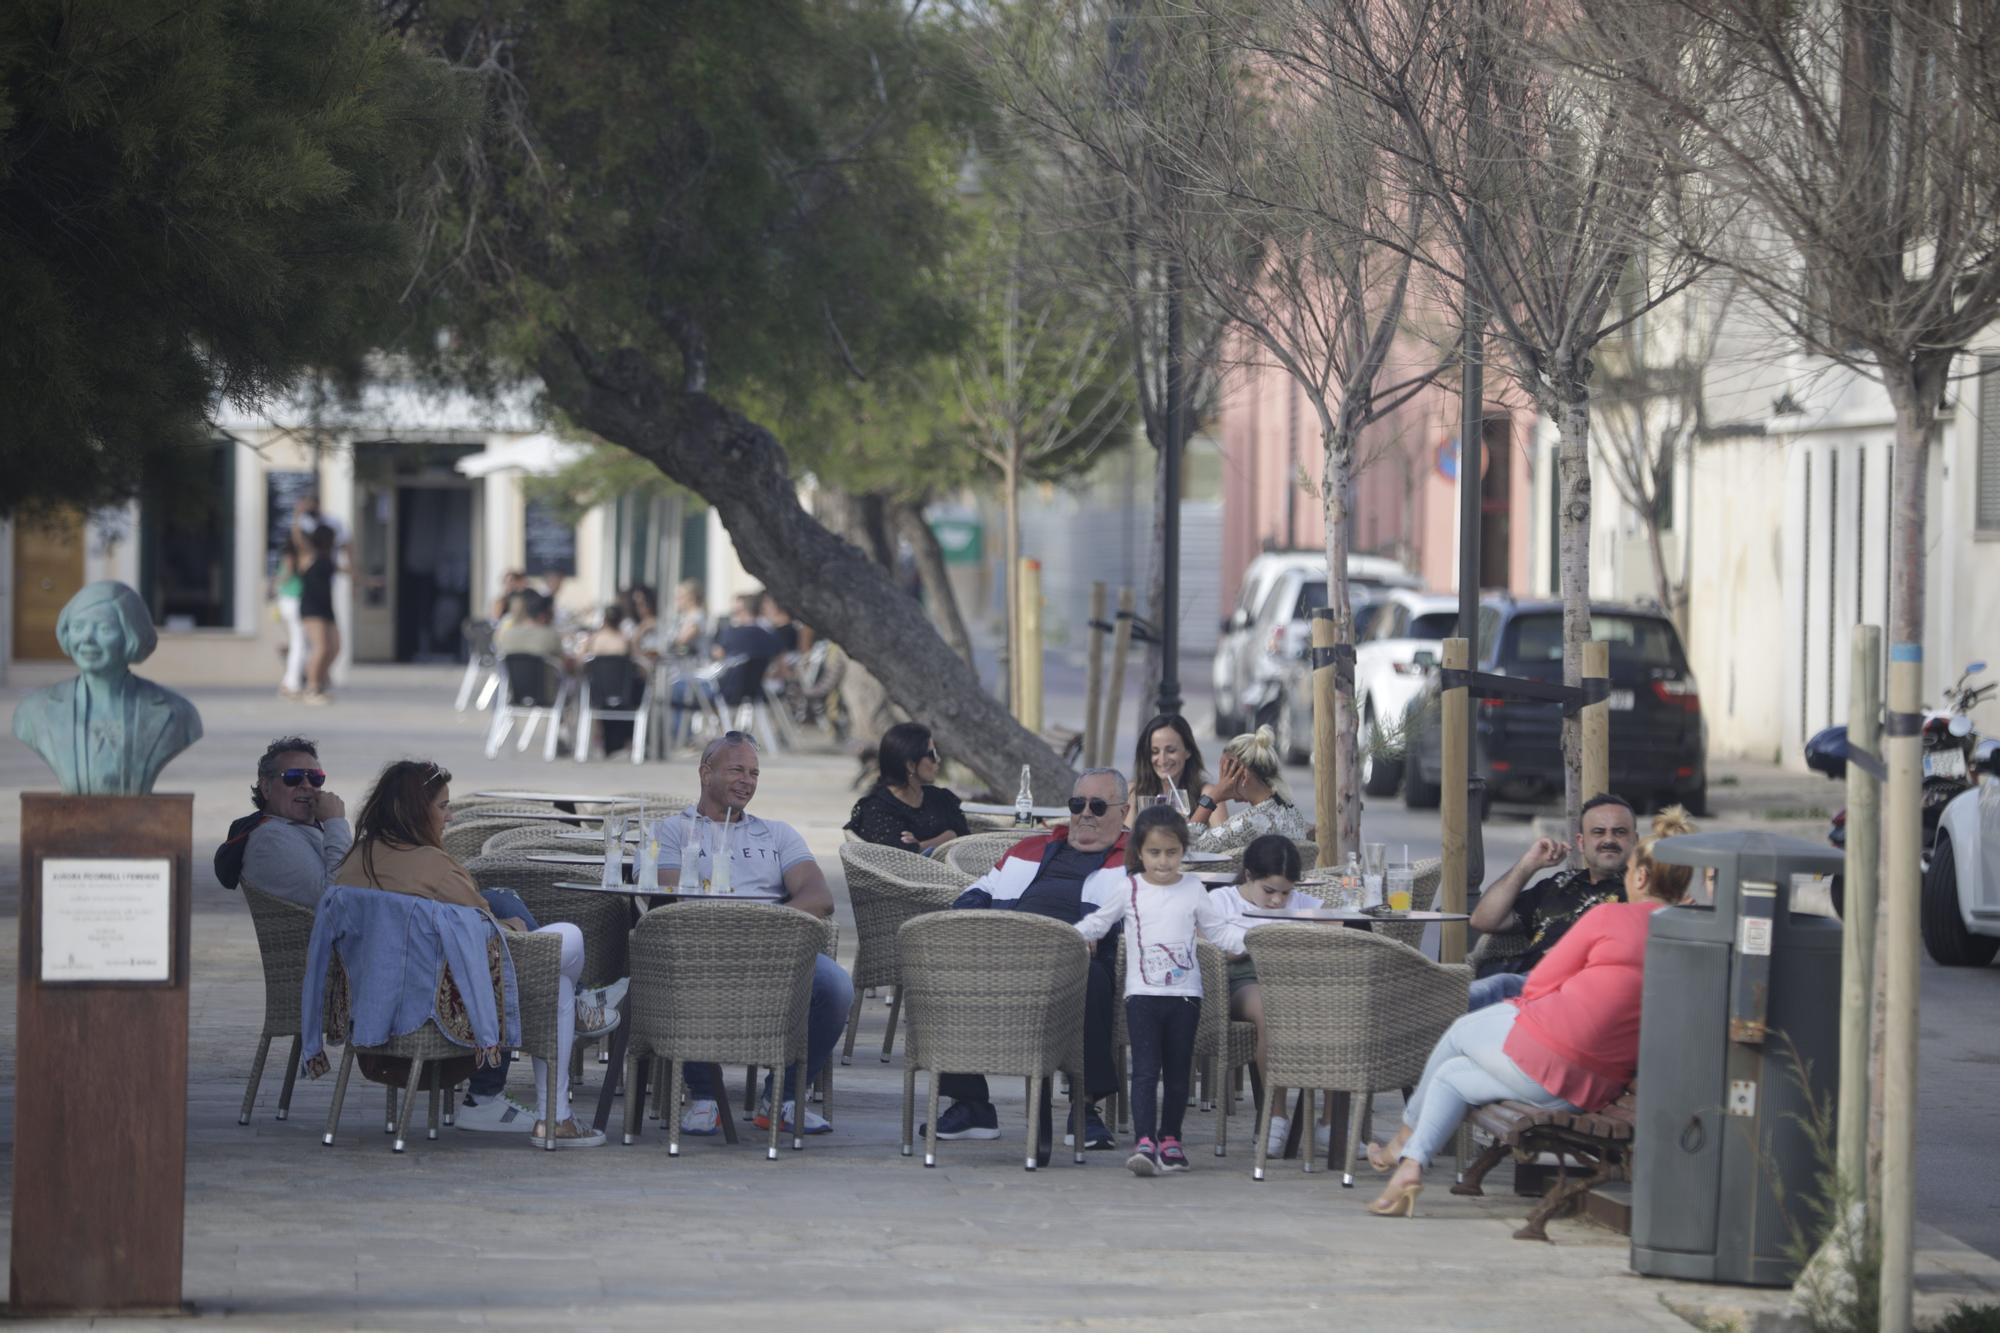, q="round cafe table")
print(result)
[469,790,643,806]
